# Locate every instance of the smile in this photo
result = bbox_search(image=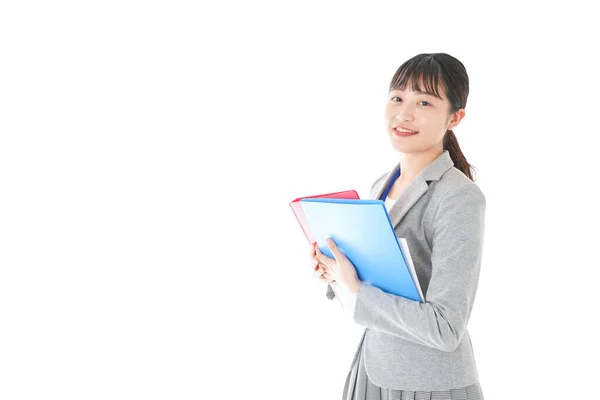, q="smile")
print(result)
[393,128,418,137]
